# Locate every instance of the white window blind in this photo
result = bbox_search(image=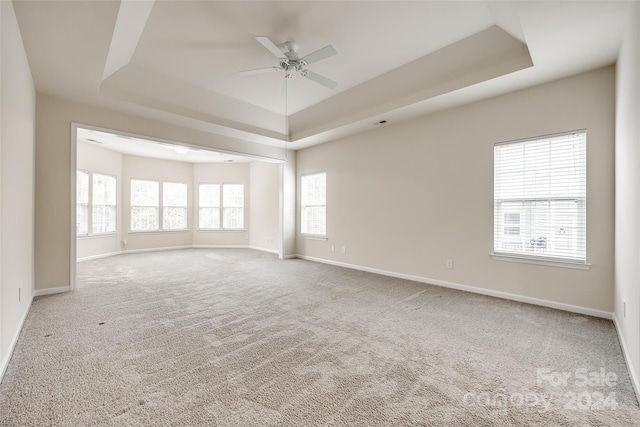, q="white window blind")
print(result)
[301,172,326,236]
[494,131,586,263]
[163,182,188,230]
[92,173,116,234]
[131,179,159,231]
[222,184,244,230]
[76,170,89,236]
[199,184,221,229]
